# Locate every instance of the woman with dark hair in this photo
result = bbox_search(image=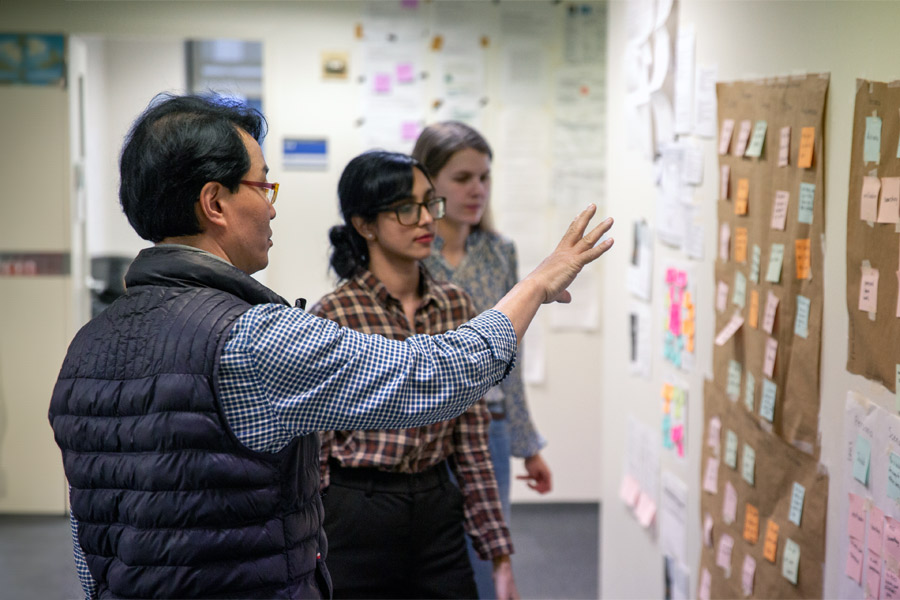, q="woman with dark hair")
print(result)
[311,150,520,599]
[413,122,552,599]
